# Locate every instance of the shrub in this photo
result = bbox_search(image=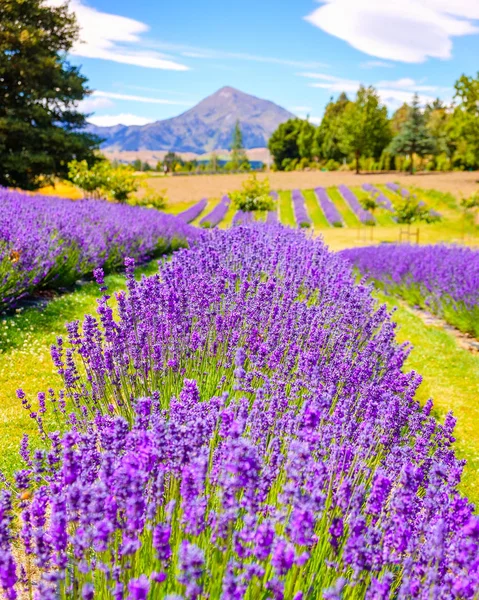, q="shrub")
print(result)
[230,175,273,212]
